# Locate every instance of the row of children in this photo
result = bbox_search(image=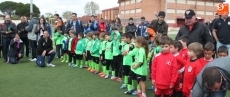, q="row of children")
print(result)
[53,27,229,97]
